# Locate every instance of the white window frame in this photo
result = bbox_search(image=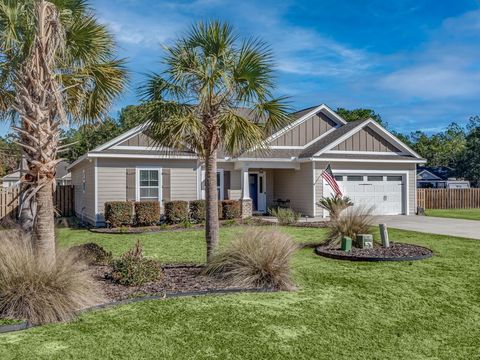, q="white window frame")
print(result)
[82,169,86,194]
[200,169,224,200]
[135,167,162,202]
